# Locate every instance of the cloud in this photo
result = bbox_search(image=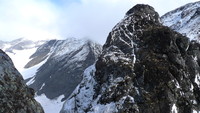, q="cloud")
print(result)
[57,0,134,44]
[0,0,60,41]
[0,0,199,44]
[55,0,199,44]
